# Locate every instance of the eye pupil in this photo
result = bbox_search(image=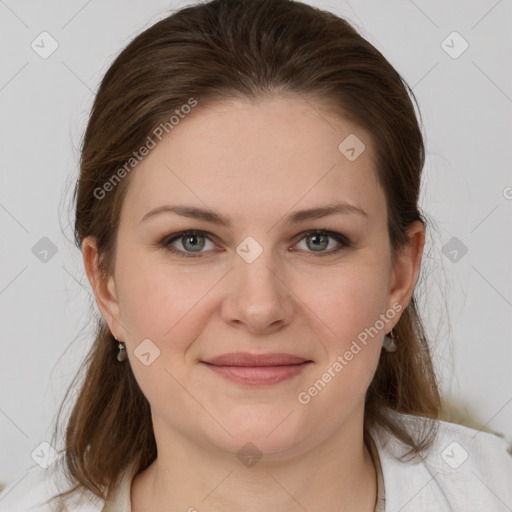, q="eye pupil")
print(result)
[307,233,328,251]
[183,234,204,251]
